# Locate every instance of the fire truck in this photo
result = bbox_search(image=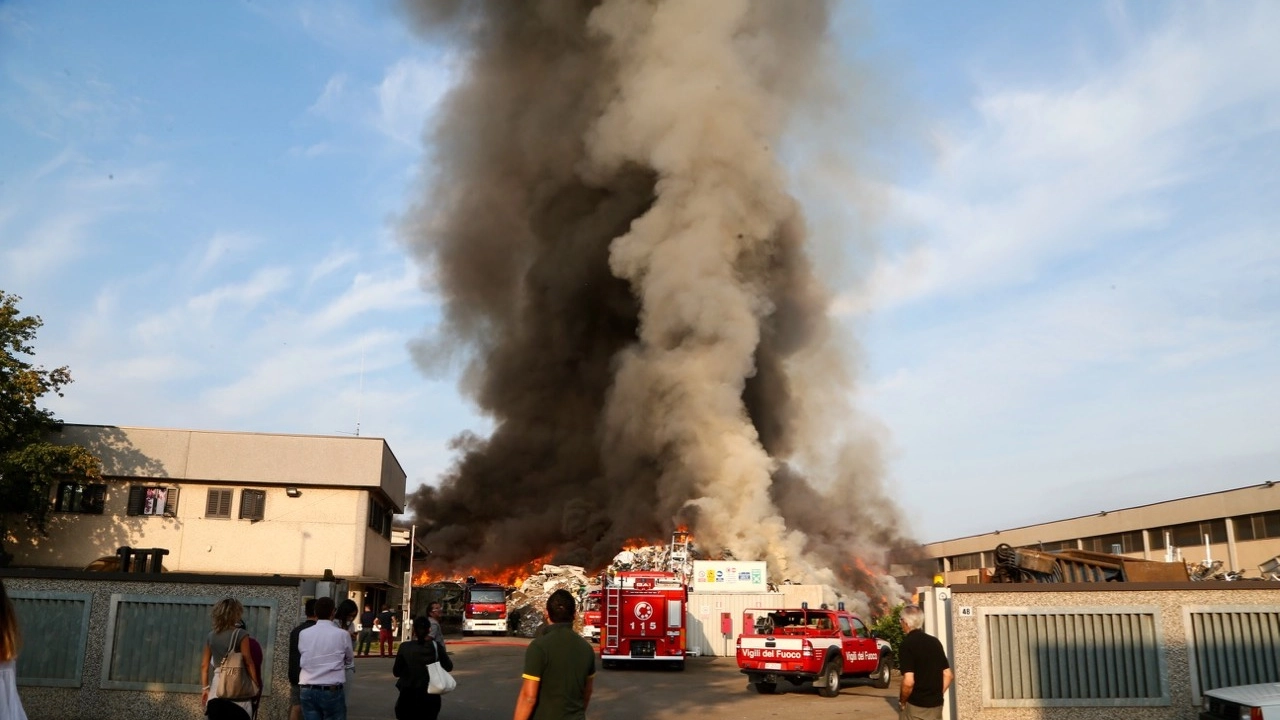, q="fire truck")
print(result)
[599,531,692,670]
[461,578,509,636]
[736,604,892,697]
[600,570,688,670]
[580,590,602,643]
